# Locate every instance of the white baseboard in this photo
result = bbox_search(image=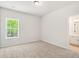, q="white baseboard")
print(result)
[42,39,68,50]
